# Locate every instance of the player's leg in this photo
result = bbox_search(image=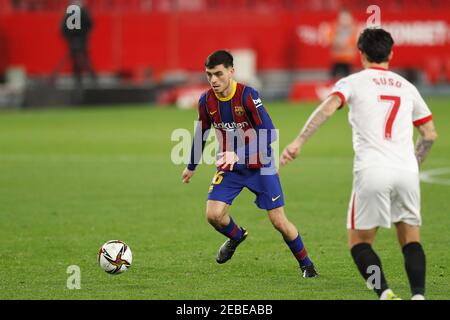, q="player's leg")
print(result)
[206,200,244,240]
[79,38,97,82]
[70,48,82,85]
[267,206,298,240]
[392,170,425,300]
[347,168,398,299]
[395,222,420,247]
[348,229,398,299]
[267,206,318,278]
[247,171,318,277]
[207,200,248,264]
[395,222,425,300]
[206,171,248,264]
